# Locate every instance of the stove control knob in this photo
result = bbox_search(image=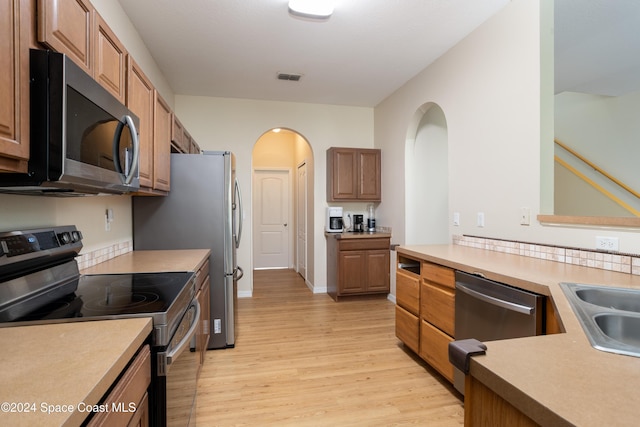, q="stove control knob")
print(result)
[71,231,82,242]
[58,232,71,245]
